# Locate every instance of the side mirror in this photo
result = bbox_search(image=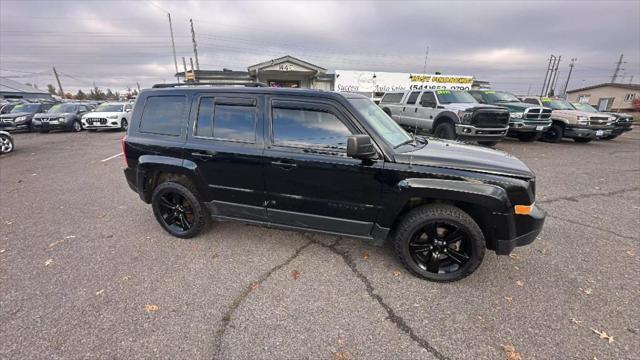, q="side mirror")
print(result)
[347,135,376,160]
[420,98,435,108]
[125,109,132,113]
